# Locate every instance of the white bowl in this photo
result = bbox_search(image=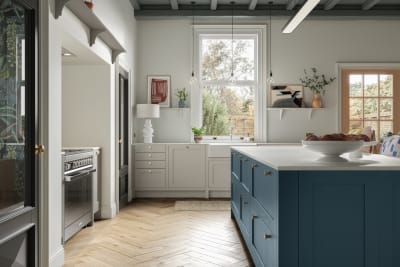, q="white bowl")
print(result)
[302,140,364,162]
